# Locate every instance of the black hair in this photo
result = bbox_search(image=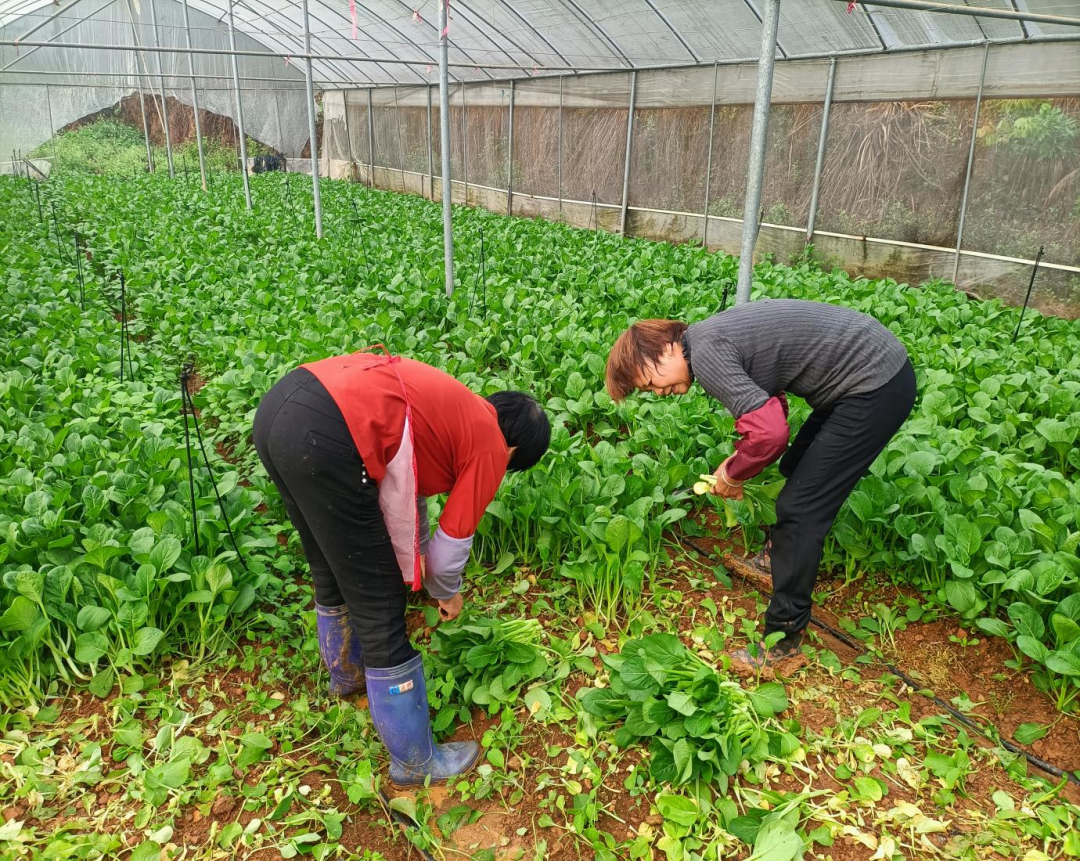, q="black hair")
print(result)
[486,391,551,472]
